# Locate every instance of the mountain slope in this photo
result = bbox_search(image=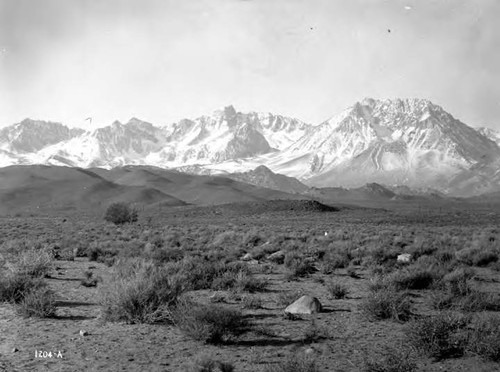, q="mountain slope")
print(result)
[226,165,309,194]
[0,100,499,196]
[0,119,84,154]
